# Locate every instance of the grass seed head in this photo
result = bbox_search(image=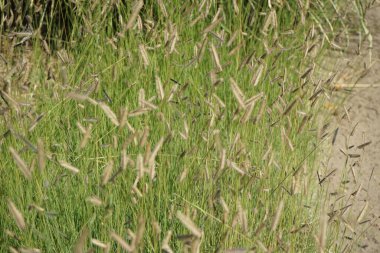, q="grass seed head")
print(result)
[110,231,133,251]
[126,0,144,30]
[73,227,89,253]
[37,139,46,171]
[176,211,203,238]
[155,75,165,100]
[132,216,146,251]
[210,43,223,71]
[86,196,103,206]
[58,160,80,174]
[9,247,19,253]
[7,200,26,230]
[157,0,168,17]
[19,248,41,253]
[80,124,92,149]
[139,44,150,67]
[251,64,264,87]
[162,230,173,253]
[102,160,114,186]
[98,102,120,126]
[91,239,108,249]
[230,78,246,110]
[271,200,284,232]
[9,147,32,180]
[28,203,45,213]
